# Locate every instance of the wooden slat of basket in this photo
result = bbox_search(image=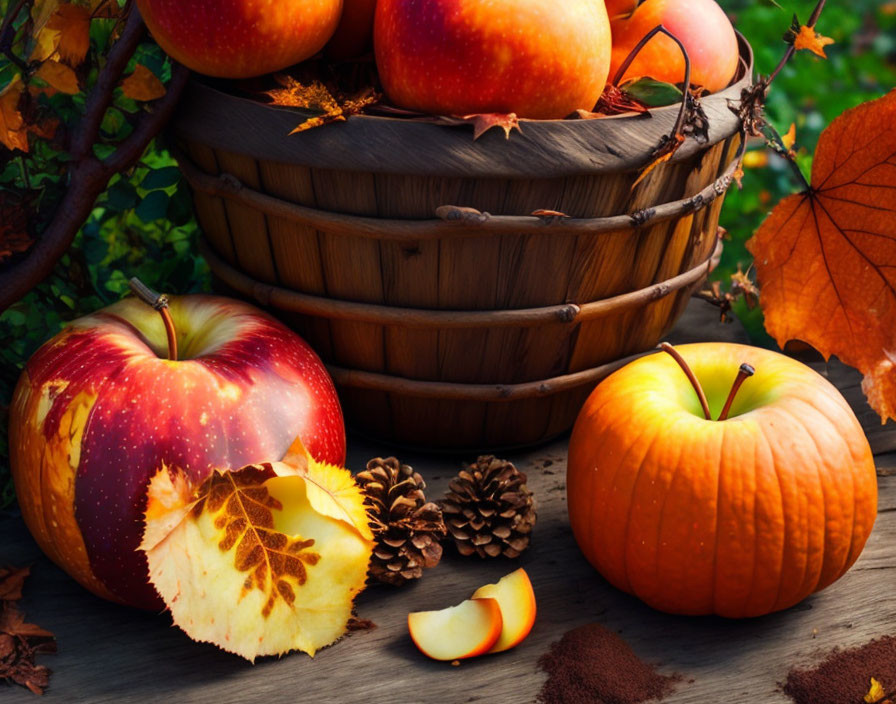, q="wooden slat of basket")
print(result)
[174,146,741,240]
[200,238,722,329]
[181,142,236,265]
[256,160,335,359]
[212,151,278,283]
[327,348,654,401]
